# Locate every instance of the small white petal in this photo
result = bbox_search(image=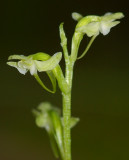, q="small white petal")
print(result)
[100,21,111,35]
[77,22,100,37]
[100,21,120,35]
[30,64,37,75]
[17,67,28,75]
[7,61,28,75]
